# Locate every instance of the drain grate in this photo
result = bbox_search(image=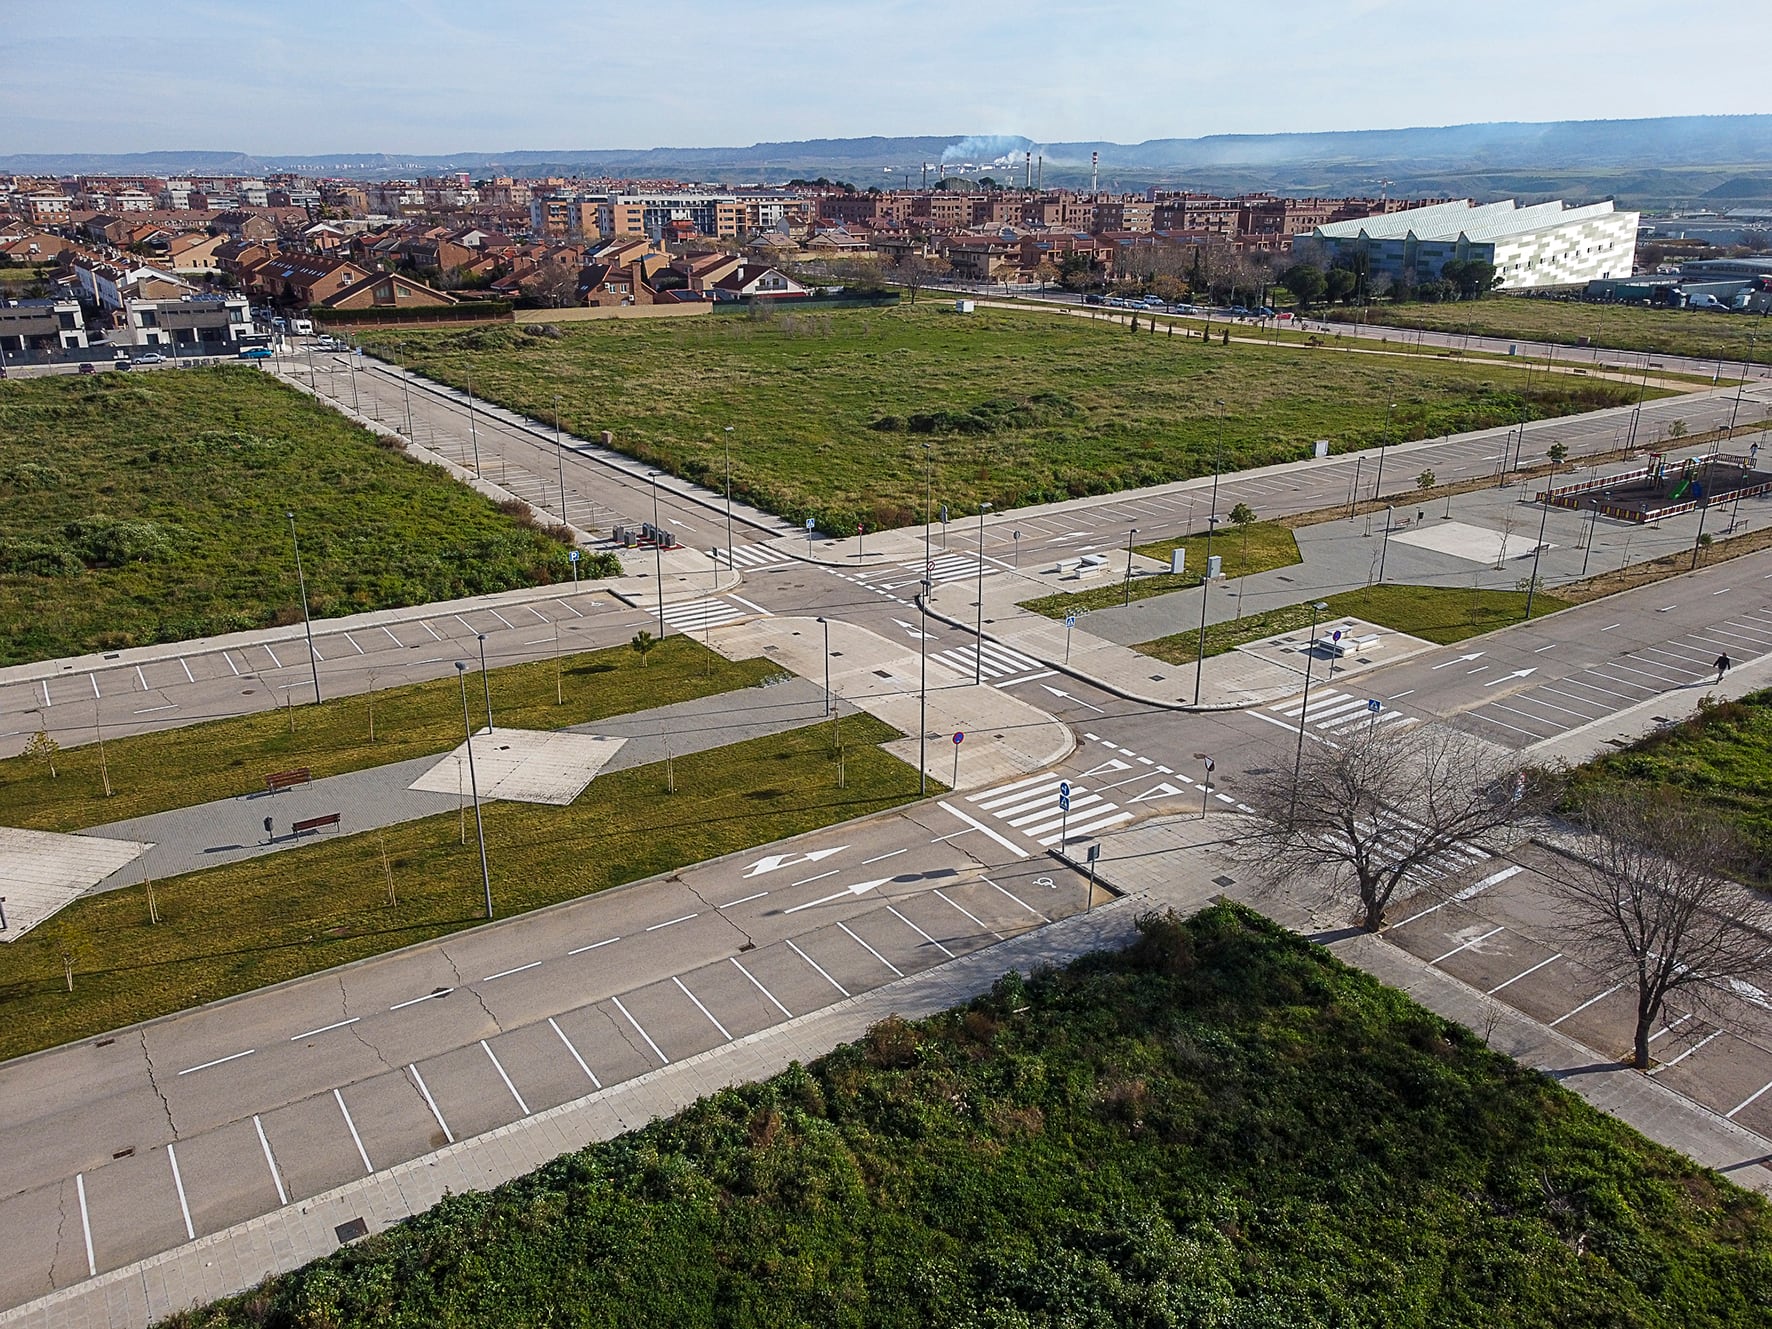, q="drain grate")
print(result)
[1212,875,1236,888]
[336,1217,369,1243]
